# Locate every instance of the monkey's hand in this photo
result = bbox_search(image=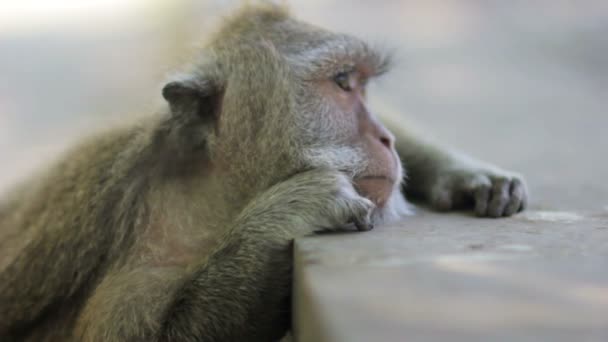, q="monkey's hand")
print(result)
[428,163,528,218]
[241,169,376,235]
